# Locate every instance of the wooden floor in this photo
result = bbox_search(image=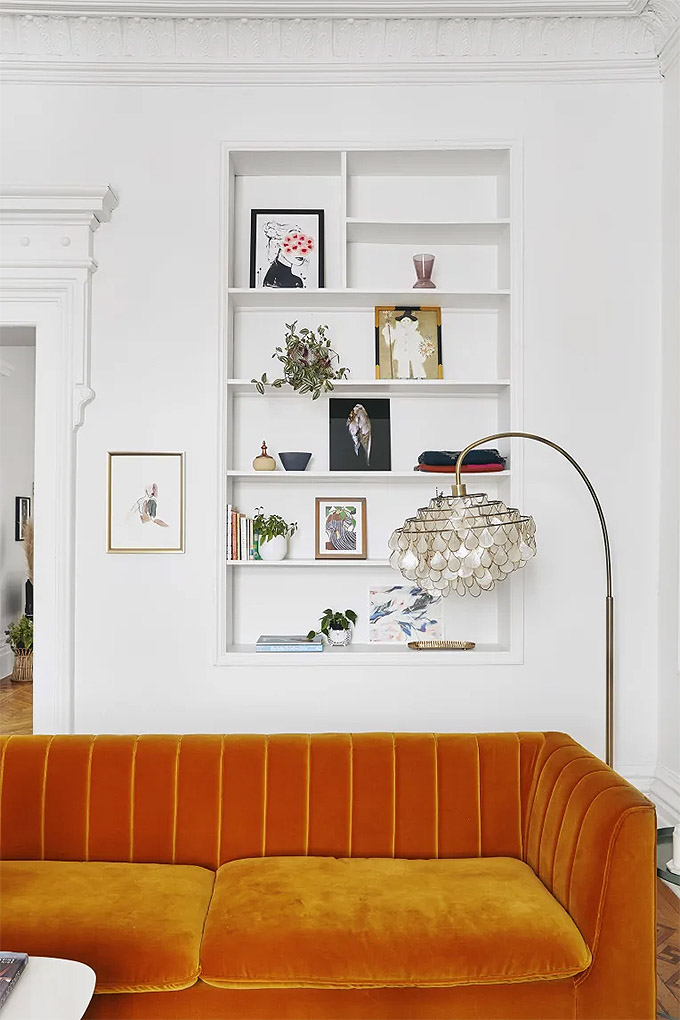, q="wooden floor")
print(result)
[0,676,677,1016]
[0,673,33,735]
